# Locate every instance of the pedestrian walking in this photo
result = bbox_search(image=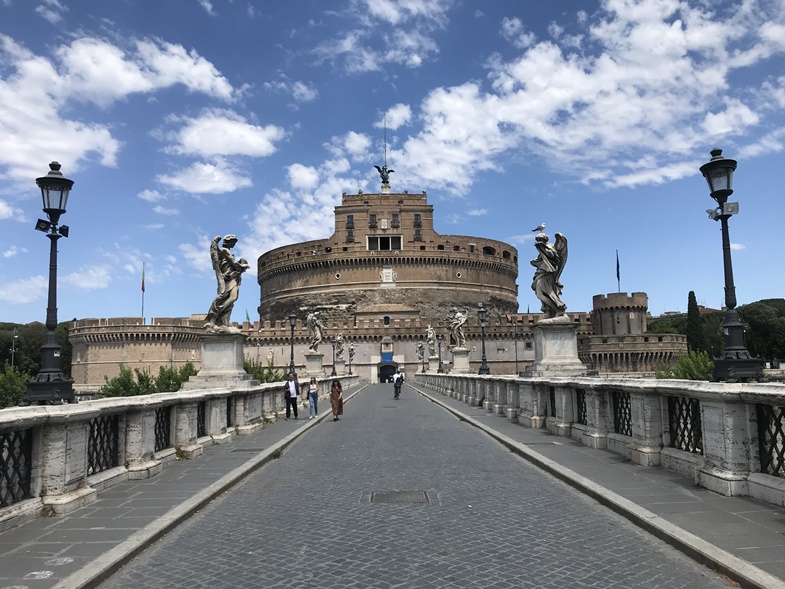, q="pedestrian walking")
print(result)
[330,379,343,421]
[284,373,299,420]
[308,377,319,419]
